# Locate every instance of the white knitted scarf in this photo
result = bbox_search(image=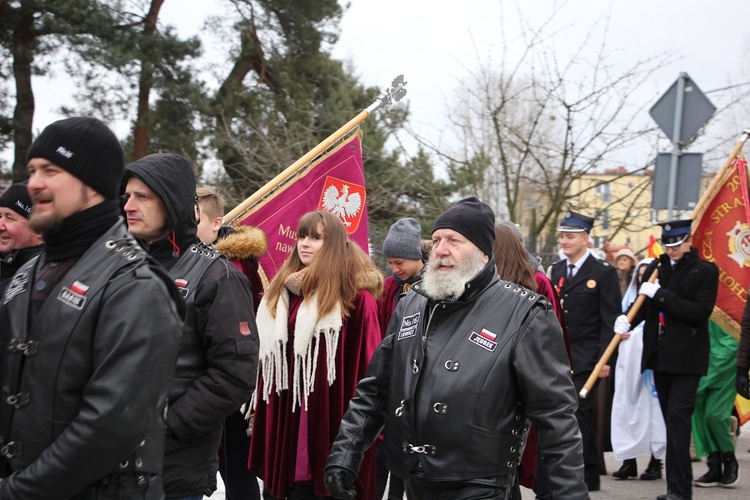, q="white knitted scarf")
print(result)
[254,287,342,412]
